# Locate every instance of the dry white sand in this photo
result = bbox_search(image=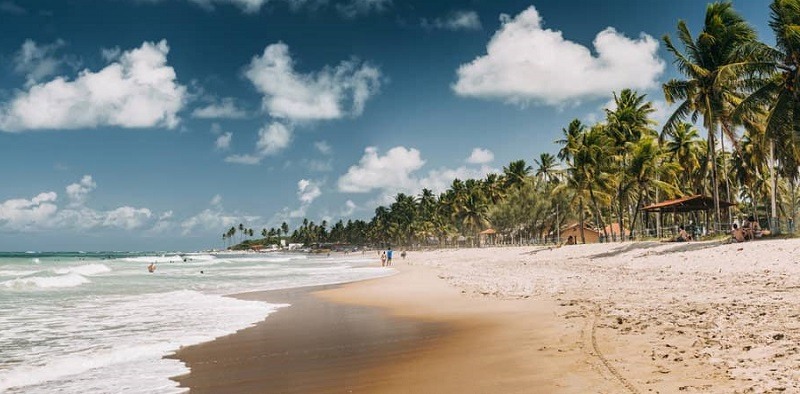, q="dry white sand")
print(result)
[401,239,800,393]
